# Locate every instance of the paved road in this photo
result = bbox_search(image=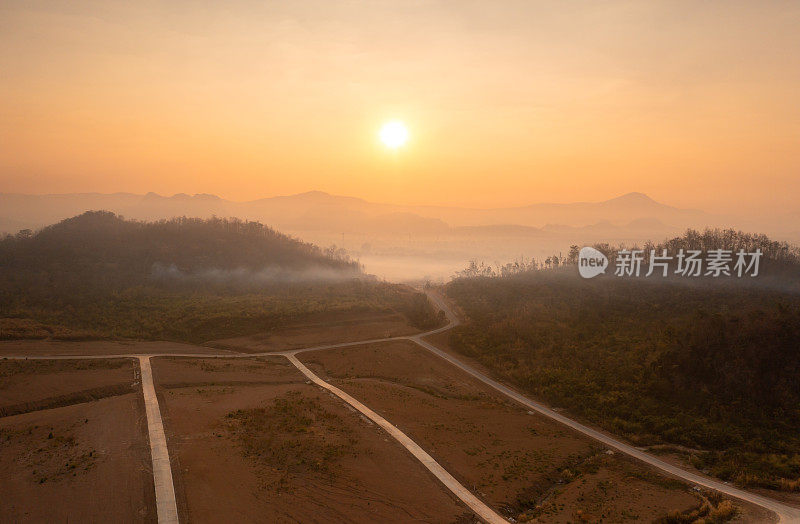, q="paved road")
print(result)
[4,291,799,523]
[287,354,507,524]
[138,356,180,524]
[419,291,800,524]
